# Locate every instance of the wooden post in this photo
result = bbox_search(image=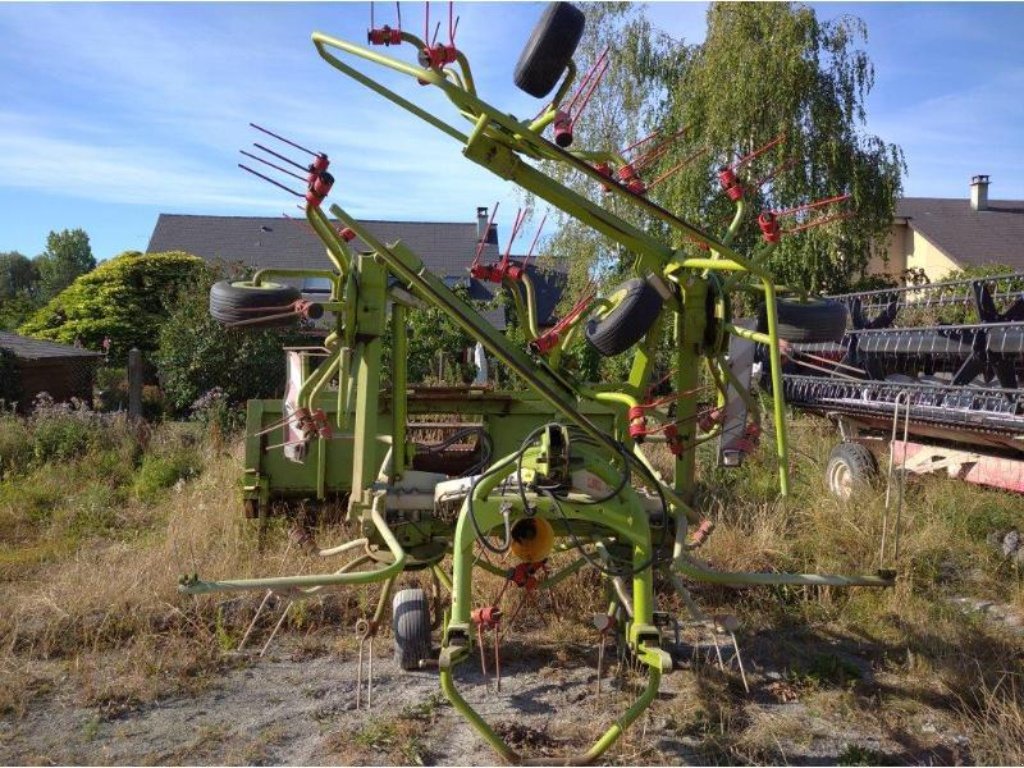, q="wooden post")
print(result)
[128,347,143,420]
